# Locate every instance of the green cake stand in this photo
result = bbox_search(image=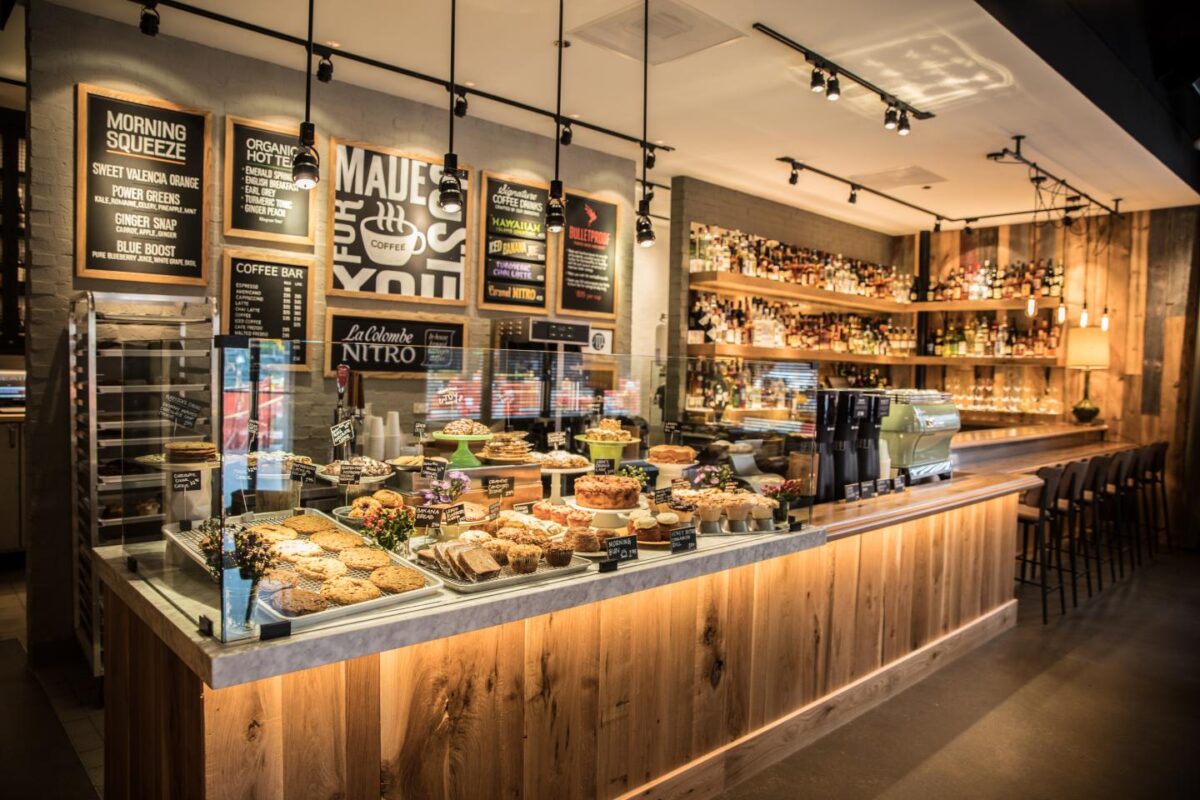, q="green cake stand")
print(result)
[430,432,493,468]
